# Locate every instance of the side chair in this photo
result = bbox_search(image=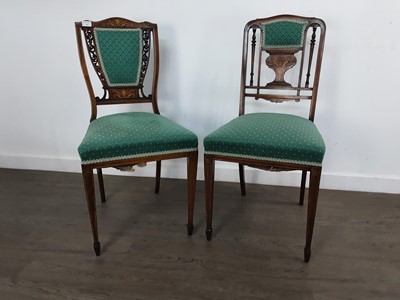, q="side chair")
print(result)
[75,17,198,256]
[203,15,326,262]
